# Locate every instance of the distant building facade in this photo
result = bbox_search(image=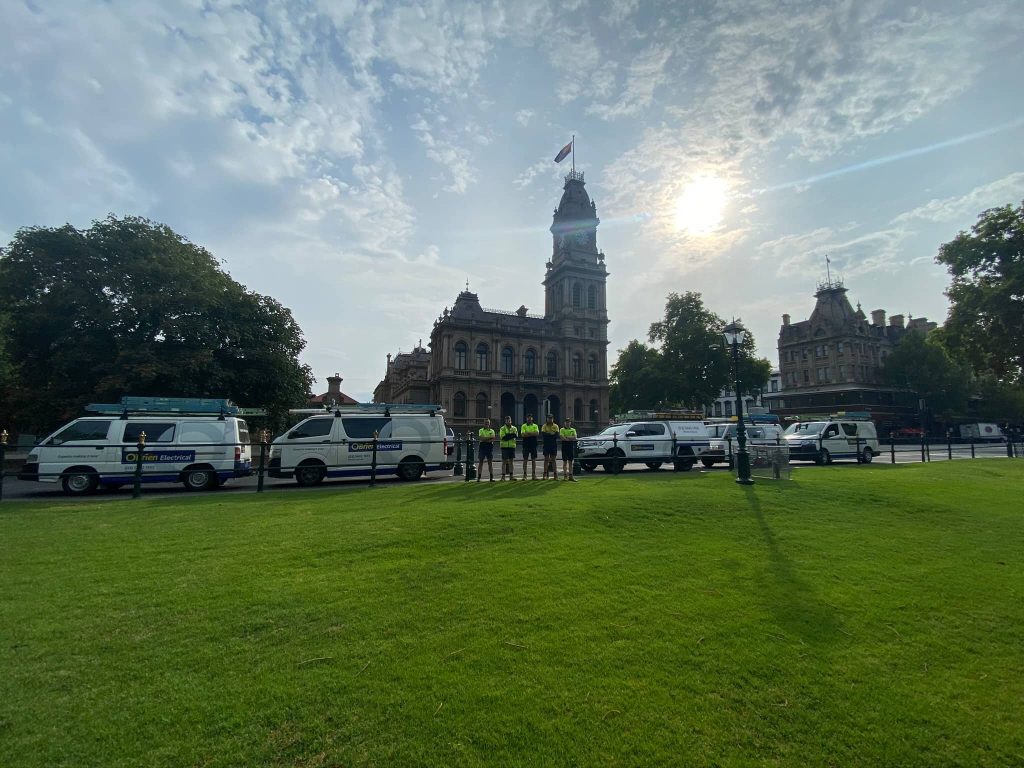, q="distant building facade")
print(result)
[374,170,610,433]
[765,279,937,427]
[706,370,782,419]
